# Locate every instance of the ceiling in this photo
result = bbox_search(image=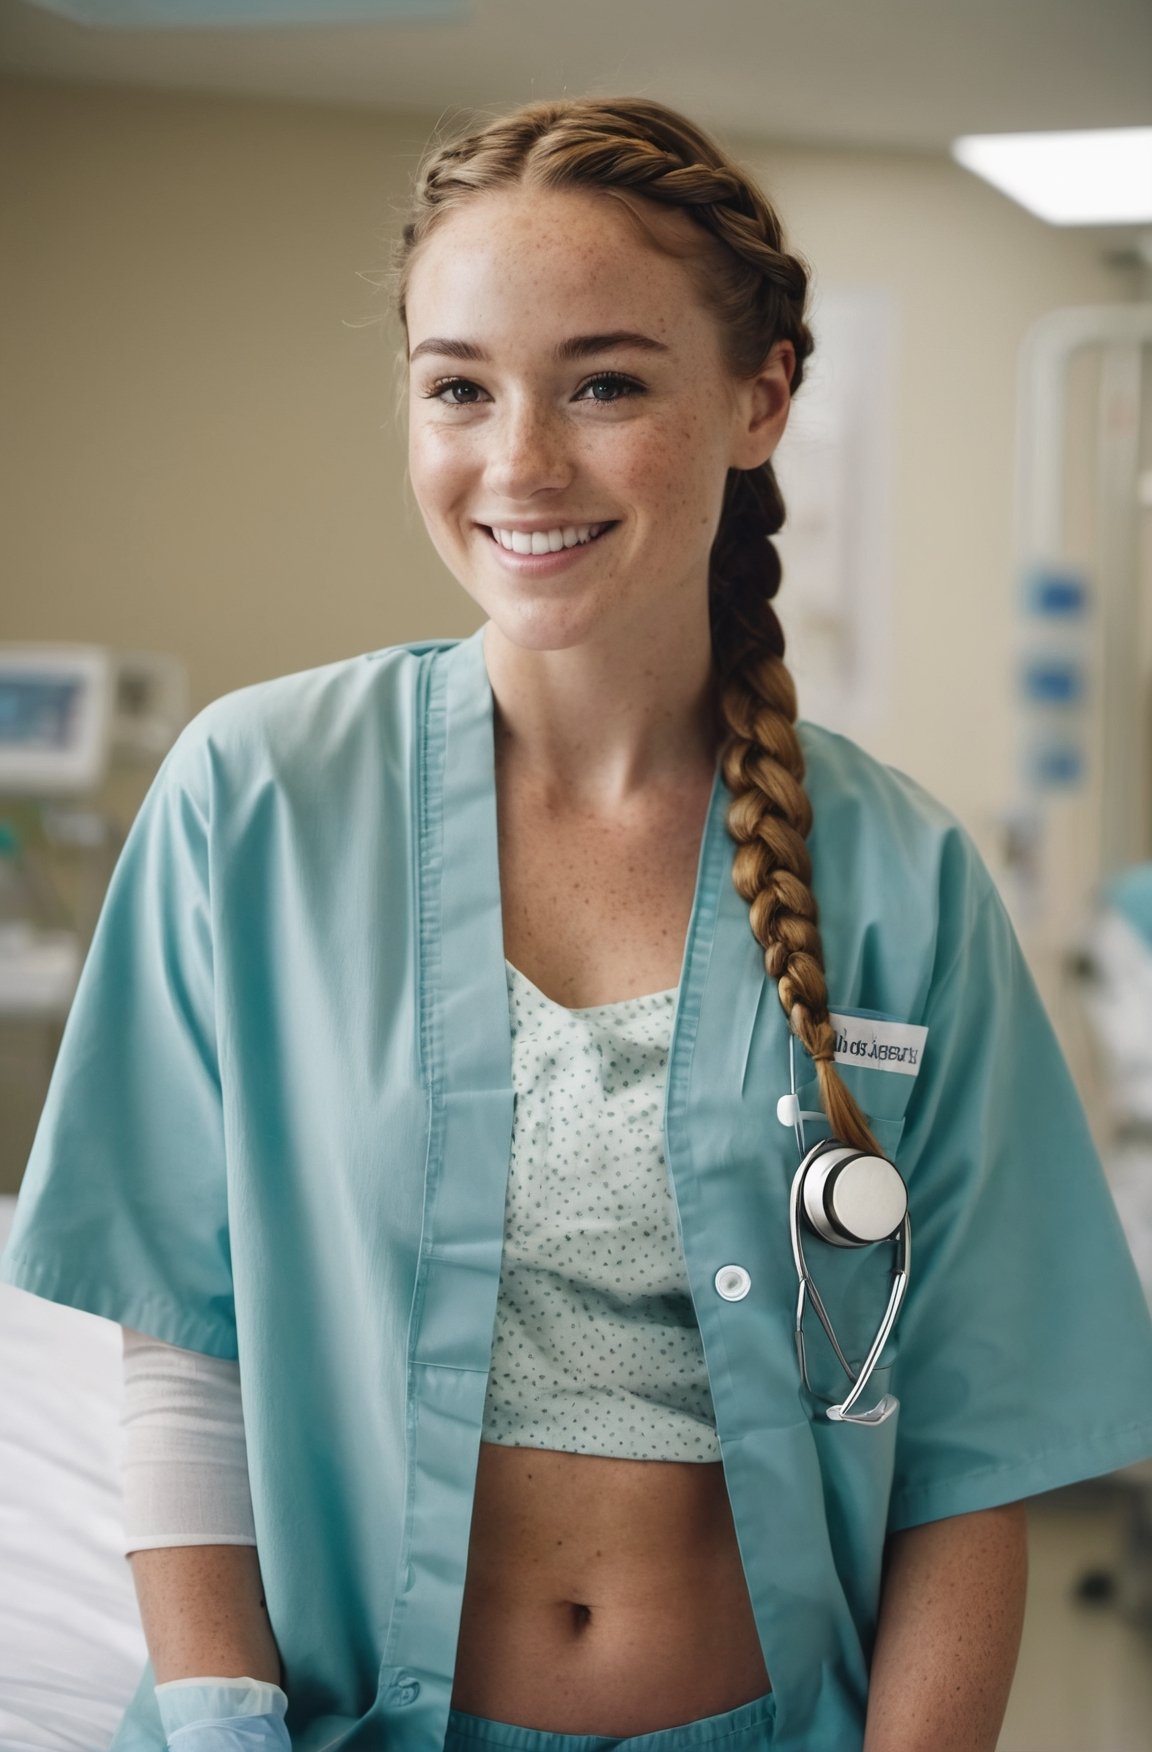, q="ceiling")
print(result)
[1,0,1151,159]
